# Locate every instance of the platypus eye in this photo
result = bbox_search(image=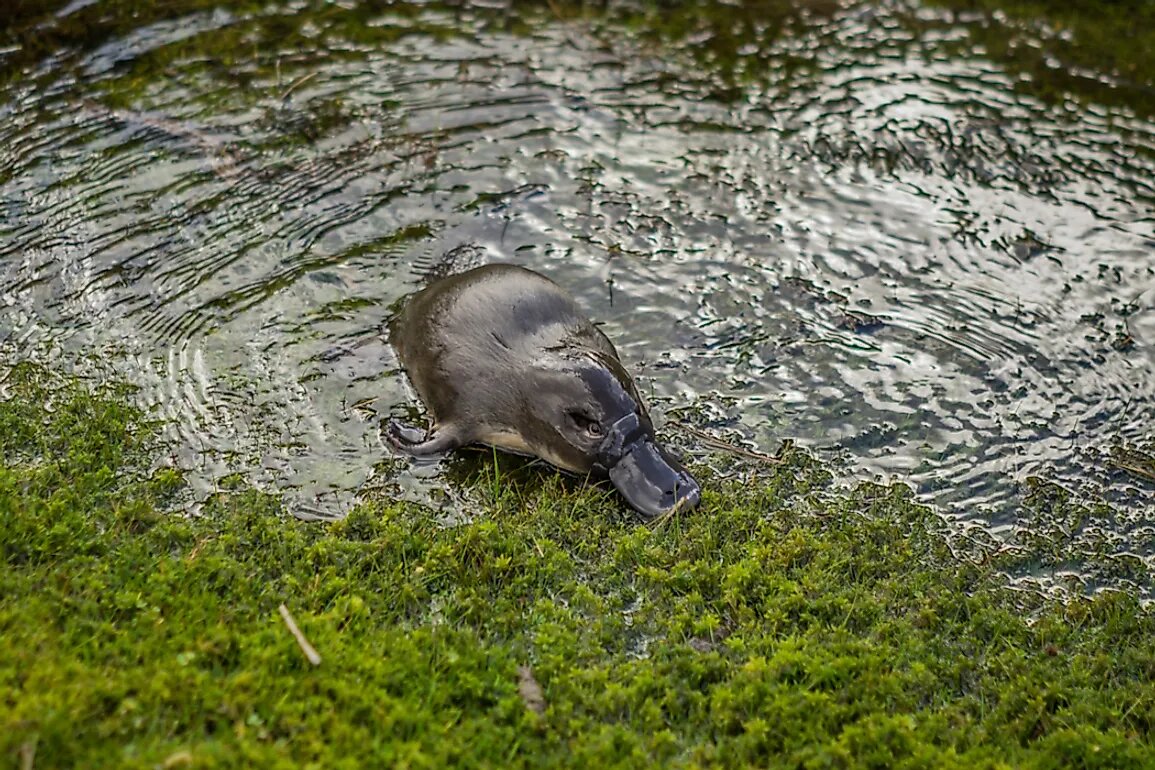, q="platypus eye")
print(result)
[567,410,603,437]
